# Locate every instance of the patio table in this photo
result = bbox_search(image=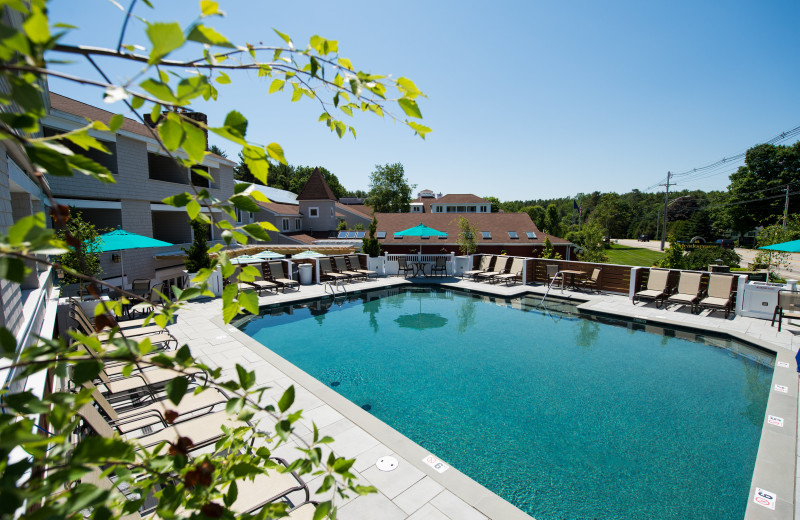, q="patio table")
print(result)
[559,269,587,290]
[409,261,431,278]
